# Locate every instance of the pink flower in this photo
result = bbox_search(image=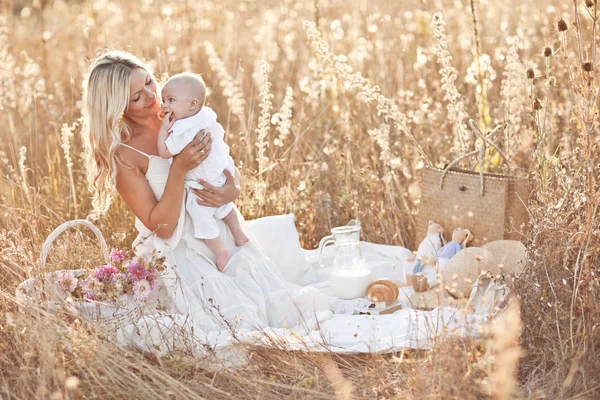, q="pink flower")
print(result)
[81,276,104,300]
[132,280,151,303]
[127,262,148,280]
[92,264,120,282]
[113,272,127,284]
[146,269,158,289]
[109,248,127,263]
[55,271,78,295]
